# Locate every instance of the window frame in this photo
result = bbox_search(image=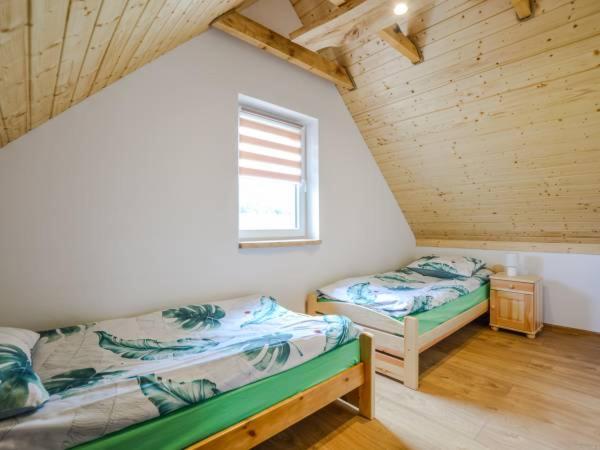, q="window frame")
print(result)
[237,95,318,243]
